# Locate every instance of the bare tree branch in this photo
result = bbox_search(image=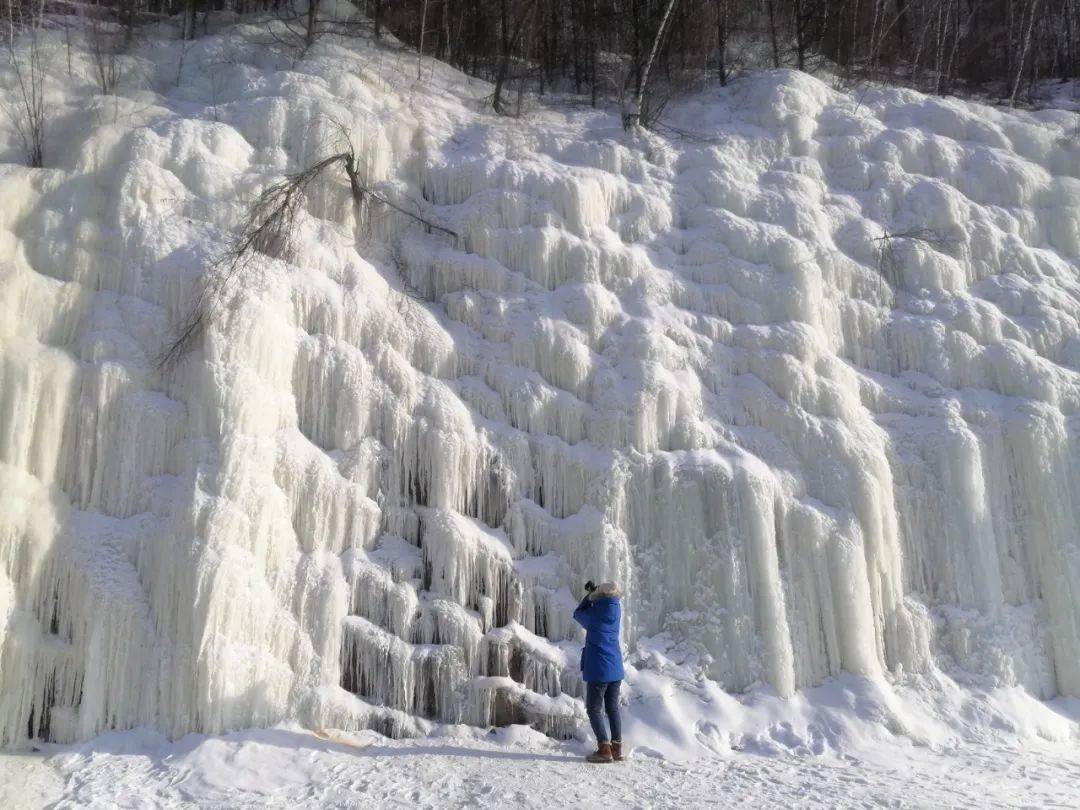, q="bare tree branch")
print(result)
[159,121,456,369]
